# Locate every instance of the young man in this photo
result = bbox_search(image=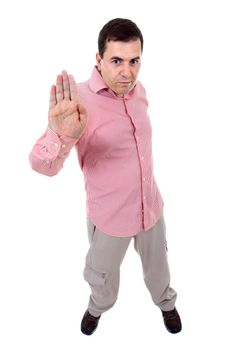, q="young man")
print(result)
[29,18,182,335]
